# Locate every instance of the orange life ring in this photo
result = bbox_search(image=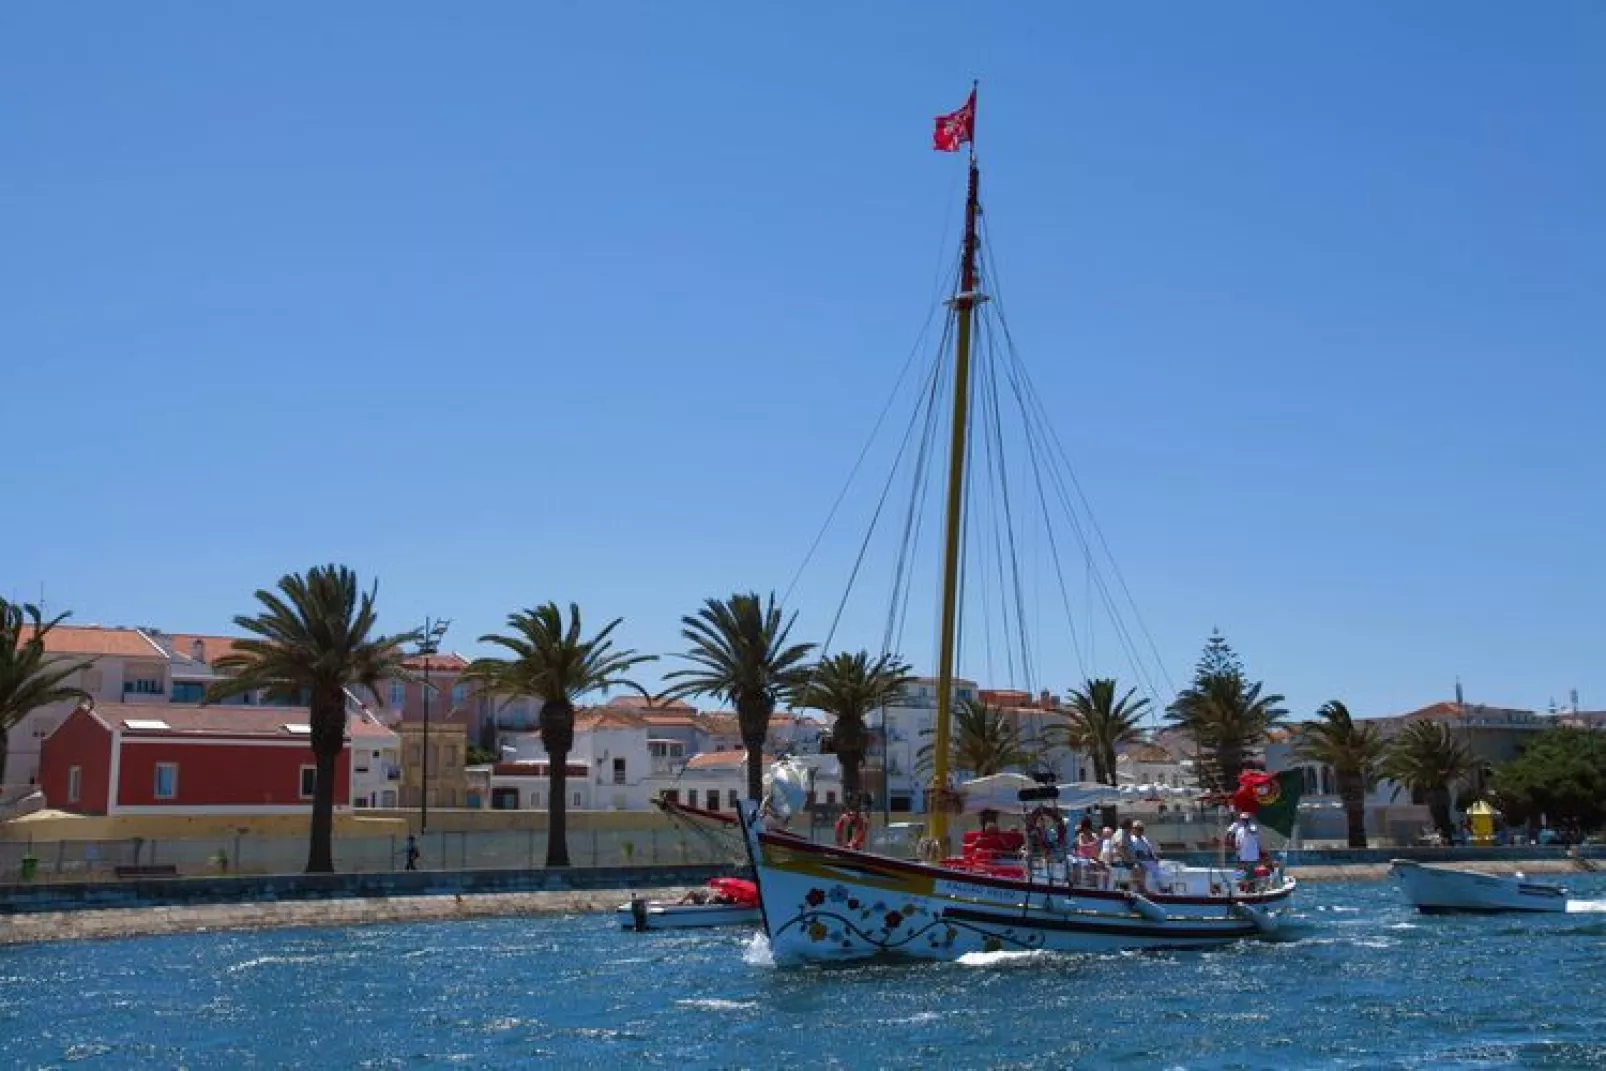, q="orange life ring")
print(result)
[1026,806,1067,853]
[834,810,868,850]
